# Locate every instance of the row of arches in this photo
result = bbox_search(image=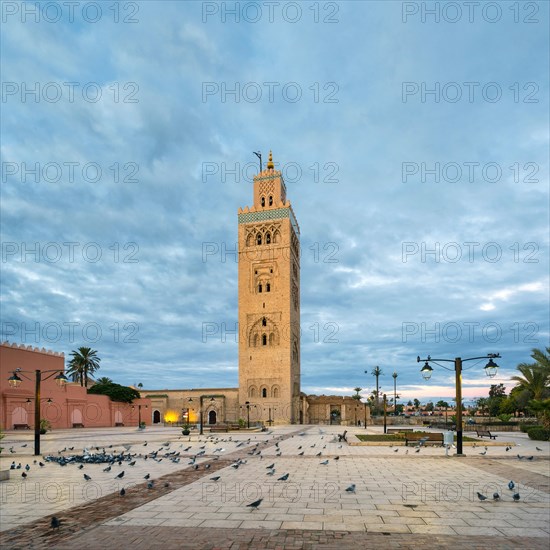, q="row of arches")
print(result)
[245,225,281,247]
[249,317,280,347]
[249,385,280,398]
